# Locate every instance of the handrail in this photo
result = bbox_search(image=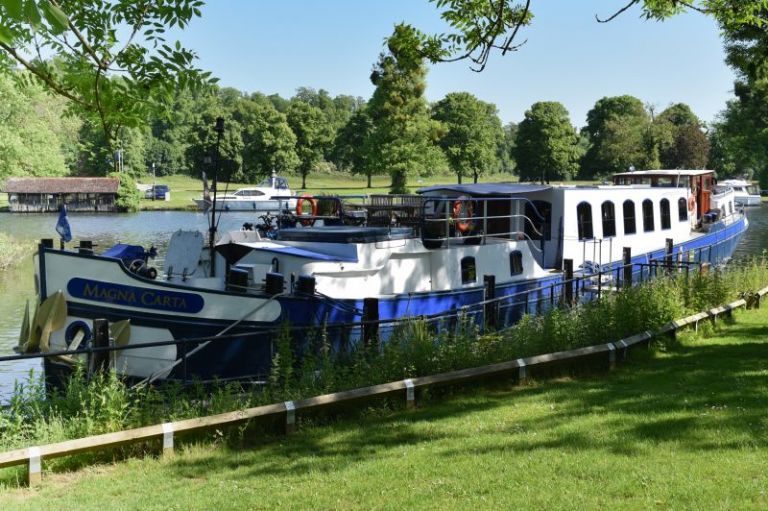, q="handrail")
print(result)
[2,287,764,486]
